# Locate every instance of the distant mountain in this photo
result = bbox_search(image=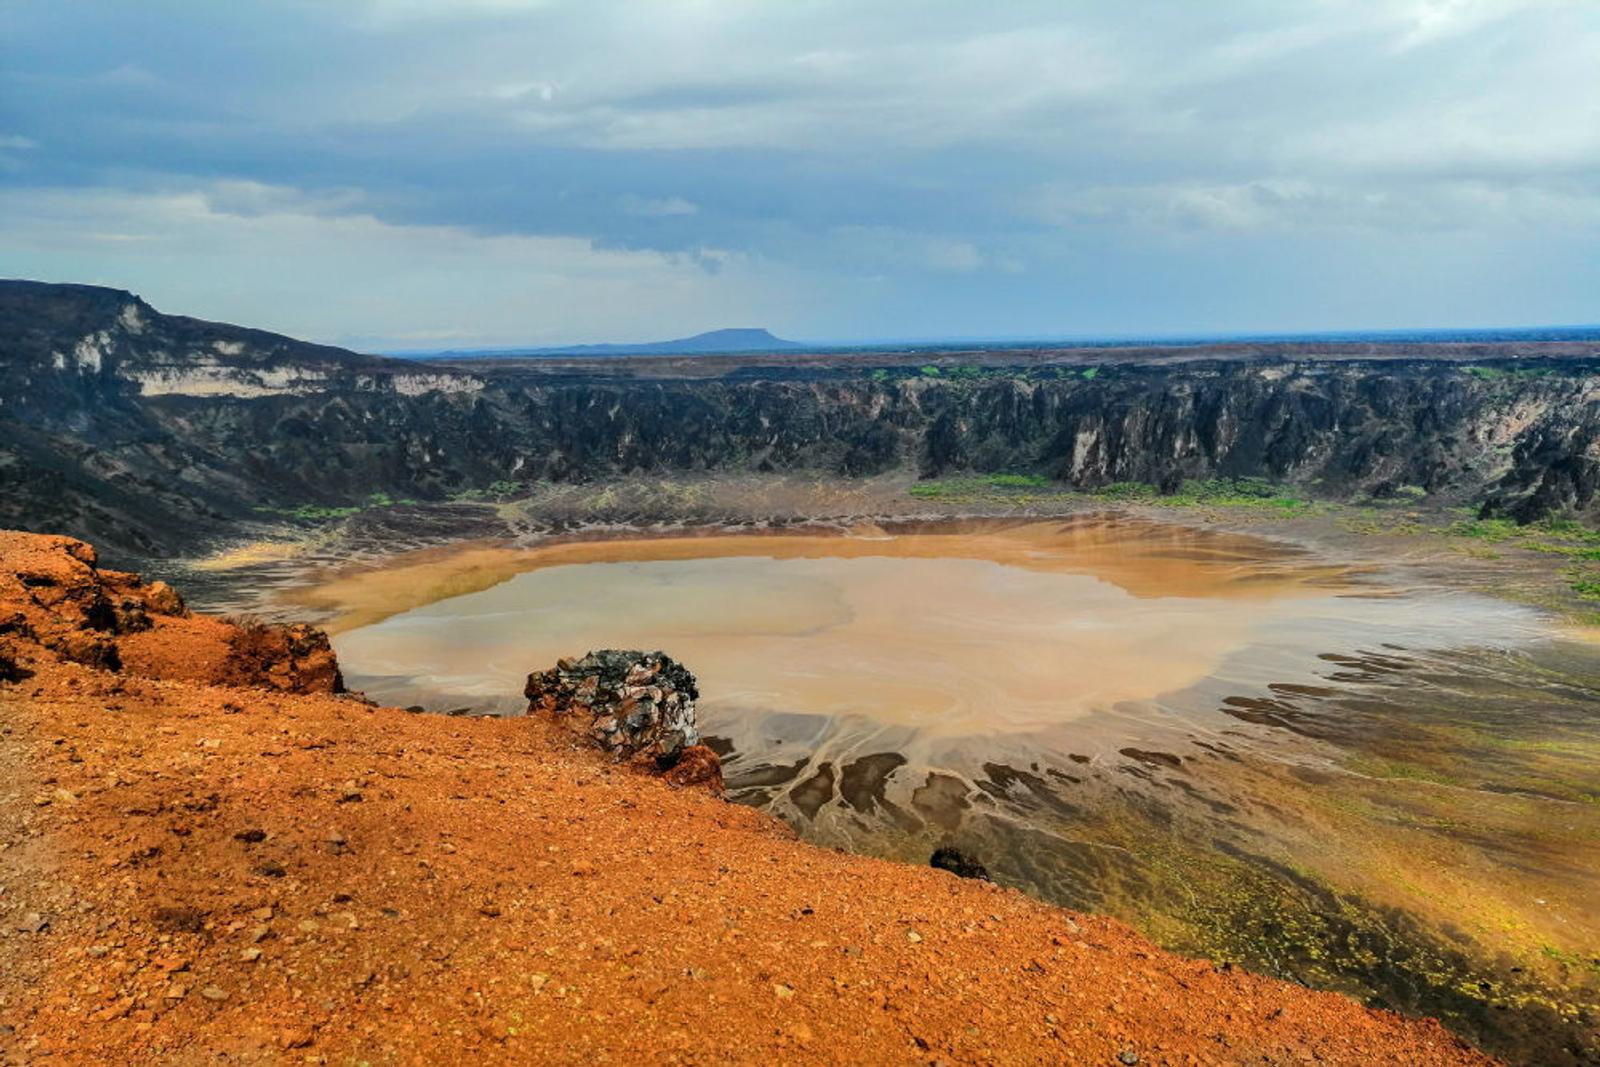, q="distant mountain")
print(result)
[401,327,804,360]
